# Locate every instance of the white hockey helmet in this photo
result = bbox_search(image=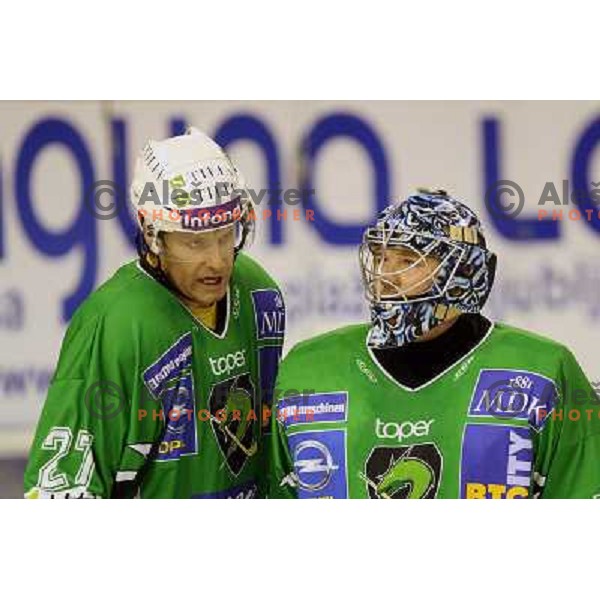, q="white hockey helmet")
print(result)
[130,127,255,256]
